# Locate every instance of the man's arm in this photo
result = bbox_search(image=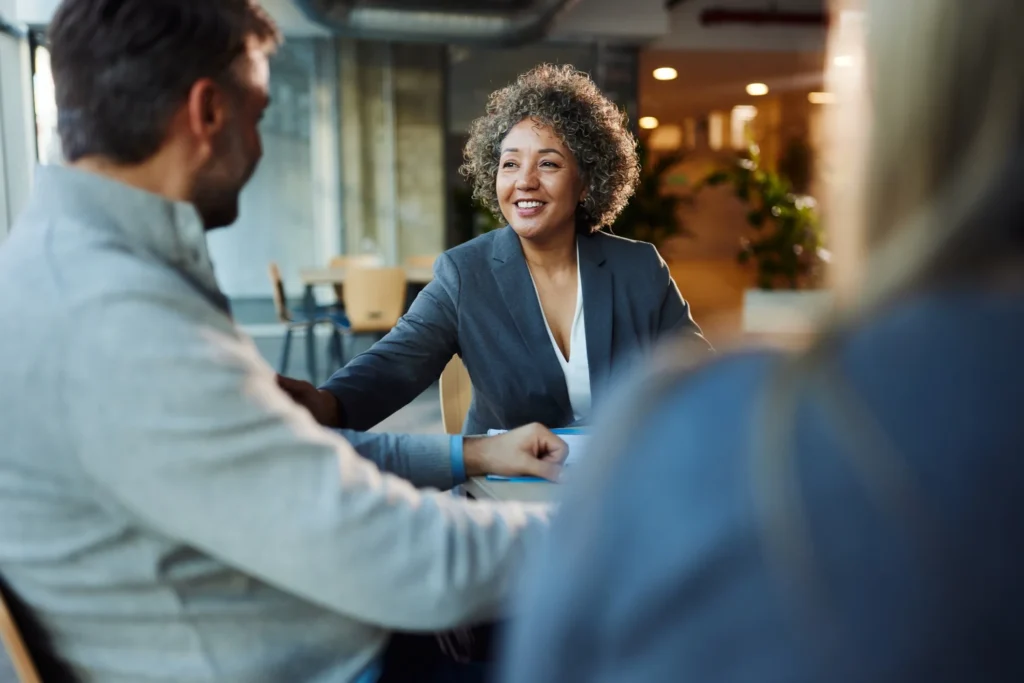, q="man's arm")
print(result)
[66,294,550,632]
[338,430,455,490]
[319,253,462,430]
